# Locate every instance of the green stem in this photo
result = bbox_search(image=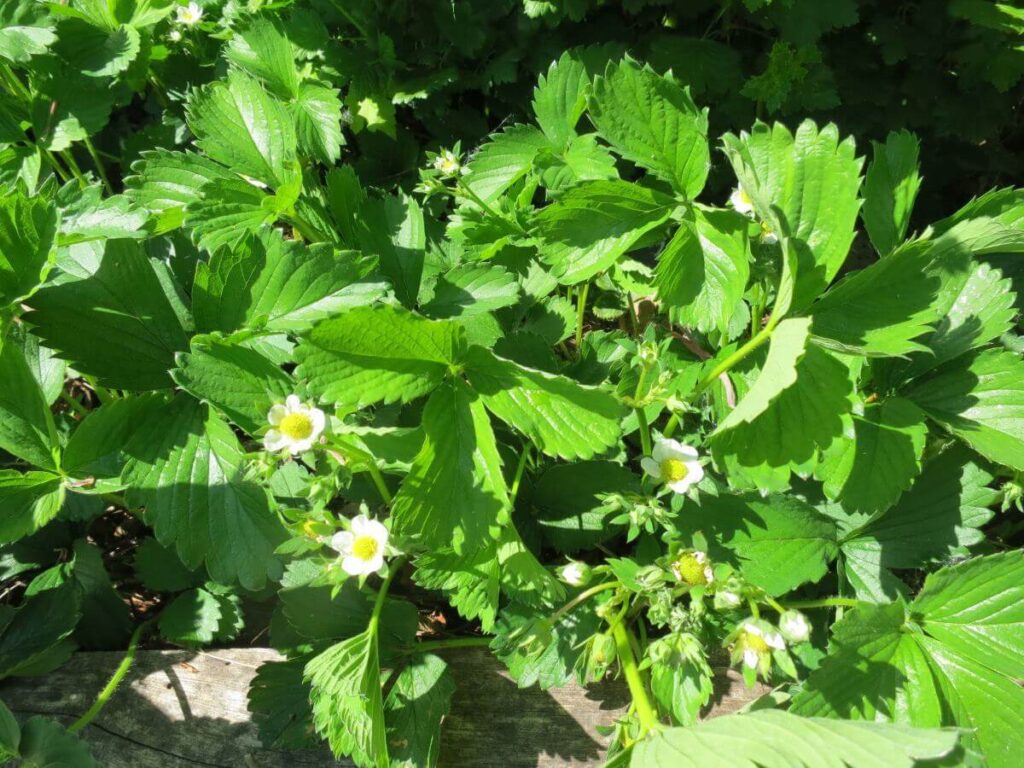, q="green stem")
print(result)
[60,149,86,183]
[784,597,861,610]
[59,390,90,418]
[69,621,152,733]
[662,412,679,439]
[509,446,530,506]
[633,367,652,457]
[410,636,492,654]
[611,620,660,737]
[0,62,31,102]
[42,149,71,183]
[369,556,407,634]
[83,136,113,195]
[365,461,393,505]
[549,581,617,625]
[574,281,590,356]
[689,322,773,401]
[455,180,527,235]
